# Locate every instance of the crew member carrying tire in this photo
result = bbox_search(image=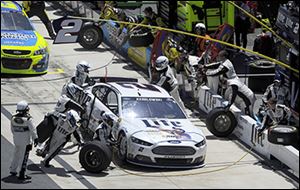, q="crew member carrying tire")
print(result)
[205,50,256,116]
